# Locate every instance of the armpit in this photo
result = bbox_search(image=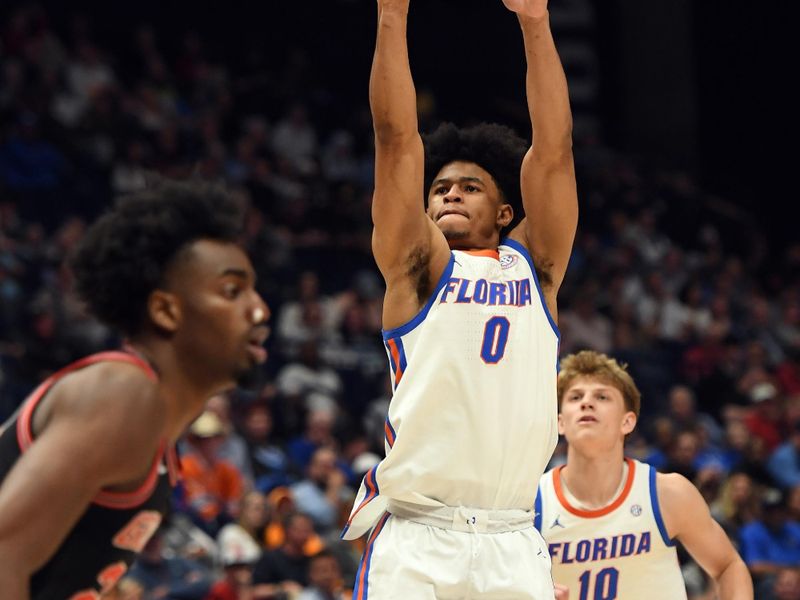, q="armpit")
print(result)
[533,255,554,288]
[407,246,431,302]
